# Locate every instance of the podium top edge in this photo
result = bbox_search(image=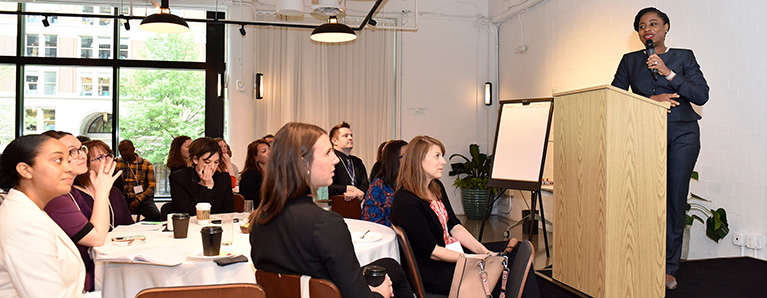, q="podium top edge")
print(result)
[553,85,671,109]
